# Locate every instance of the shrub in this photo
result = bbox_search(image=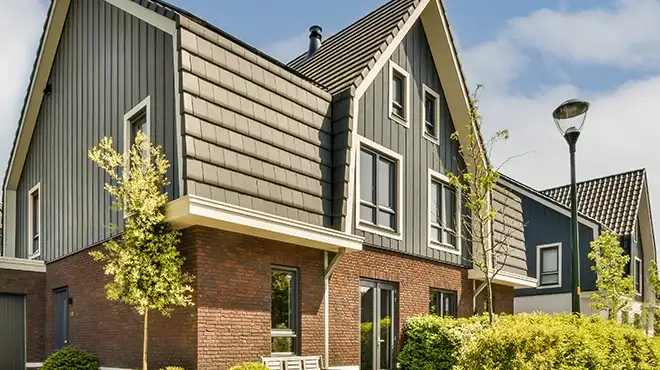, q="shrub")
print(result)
[228,363,269,370]
[41,346,99,370]
[160,367,185,370]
